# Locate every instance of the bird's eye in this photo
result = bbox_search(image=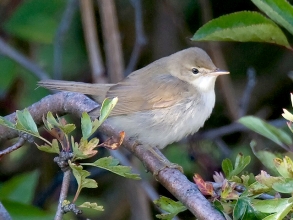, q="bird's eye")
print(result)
[192,68,199,74]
